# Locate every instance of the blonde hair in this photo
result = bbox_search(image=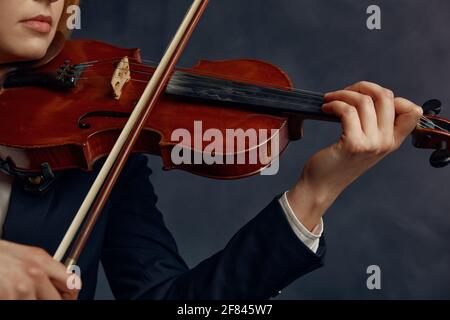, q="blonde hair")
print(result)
[57,0,80,39]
